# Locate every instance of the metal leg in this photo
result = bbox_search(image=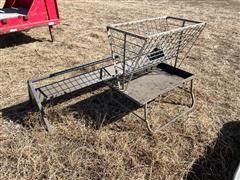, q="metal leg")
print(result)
[108,80,195,133]
[109,93,153,133]
[48,25,54,42]
[143,103,153,133]
[155,80,196,132]
[190,79,195,108]
[28,81,53,132]
[41,110,53,133]
[142,80,196,133]
[28,88,33,104]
